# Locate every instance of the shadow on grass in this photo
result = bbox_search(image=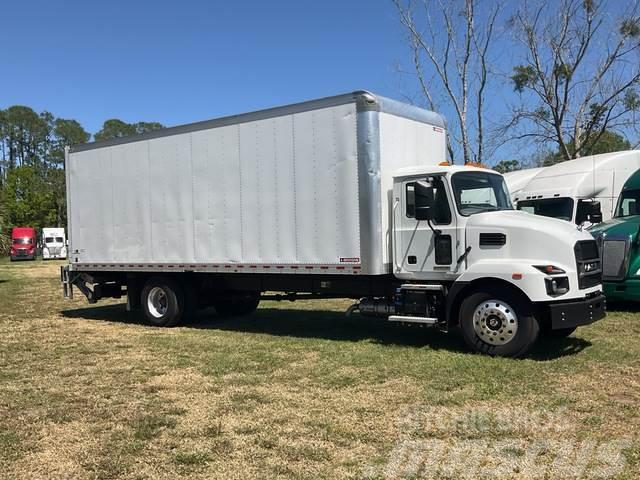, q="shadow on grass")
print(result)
[606,301,640,313]
[61,303,591,359]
